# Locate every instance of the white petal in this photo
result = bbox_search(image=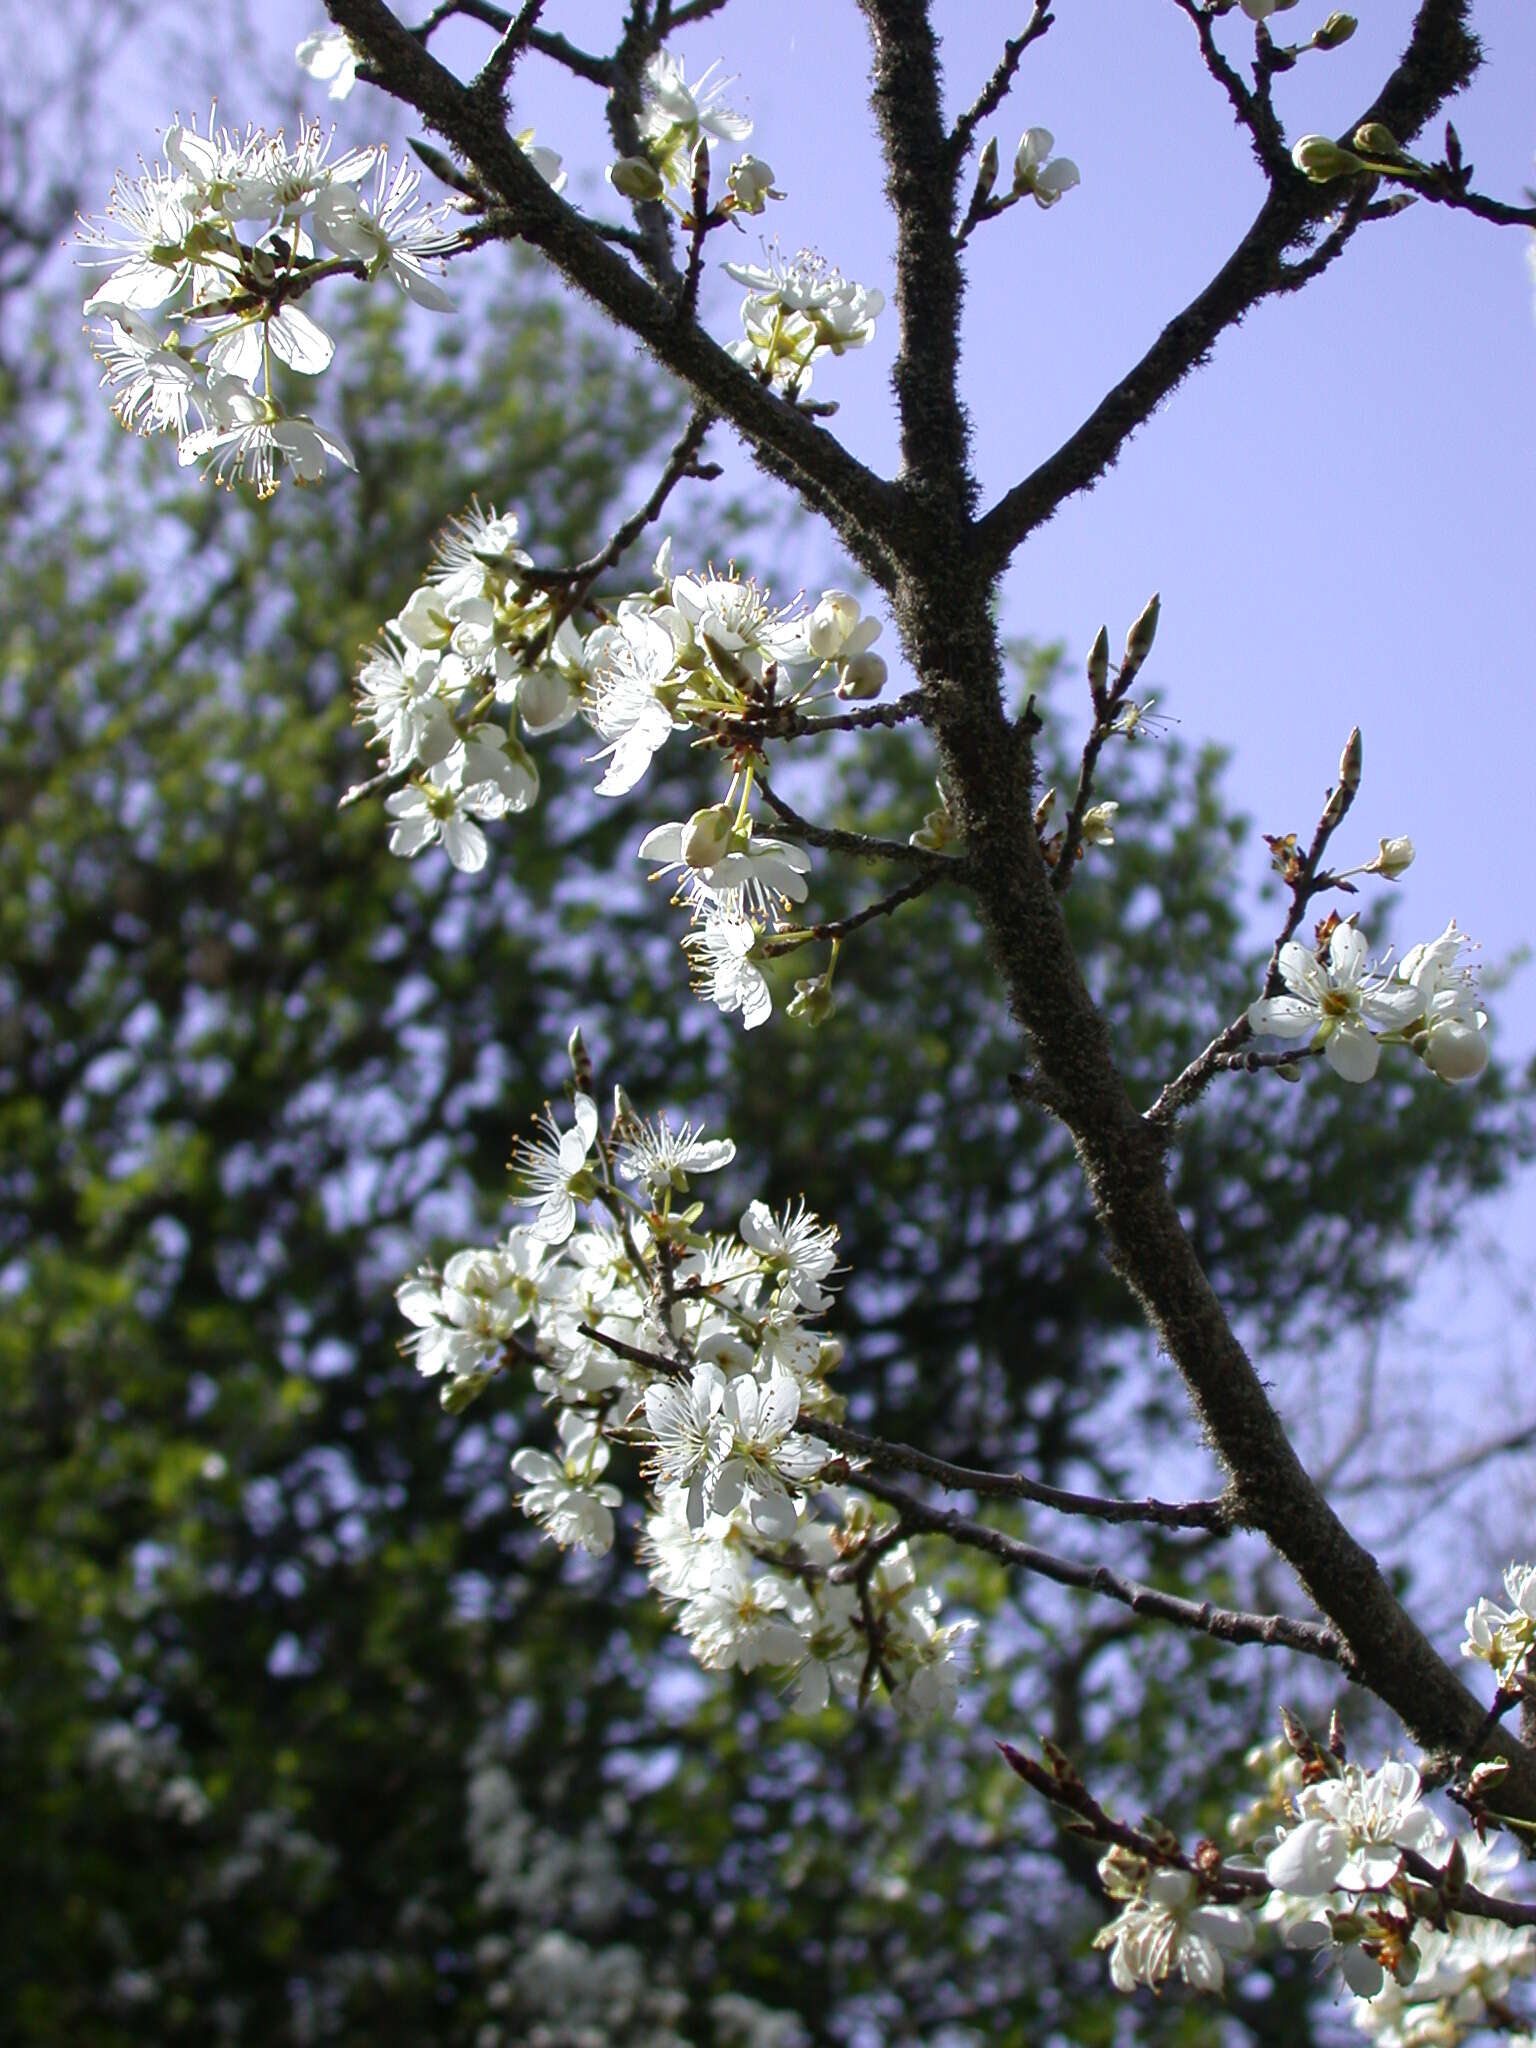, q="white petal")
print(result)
[1324,1019,1380,1083]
